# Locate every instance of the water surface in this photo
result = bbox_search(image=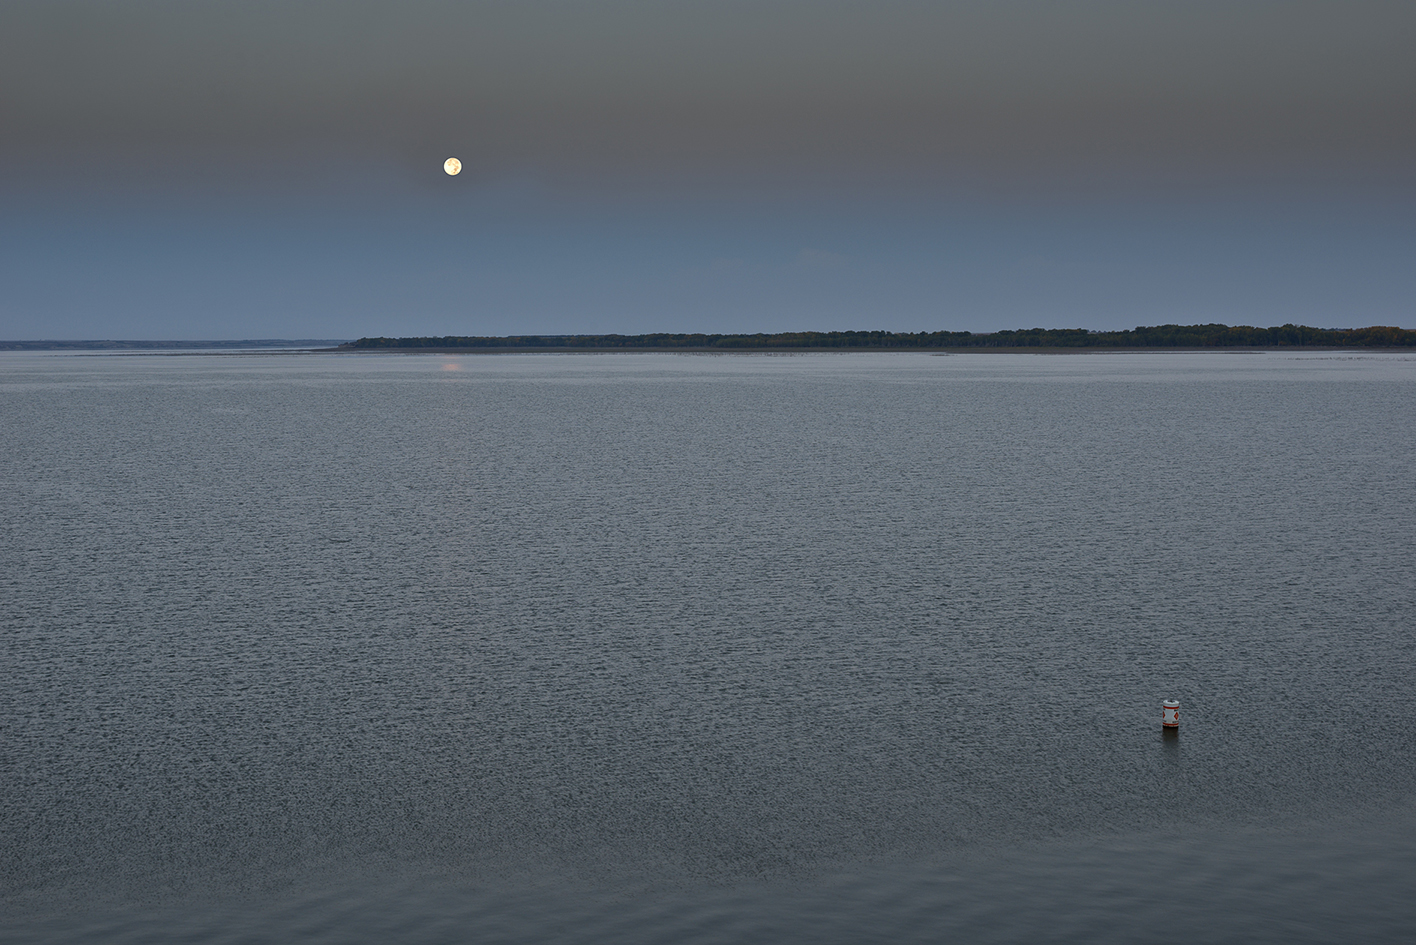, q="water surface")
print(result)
[3,350,1413,942]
